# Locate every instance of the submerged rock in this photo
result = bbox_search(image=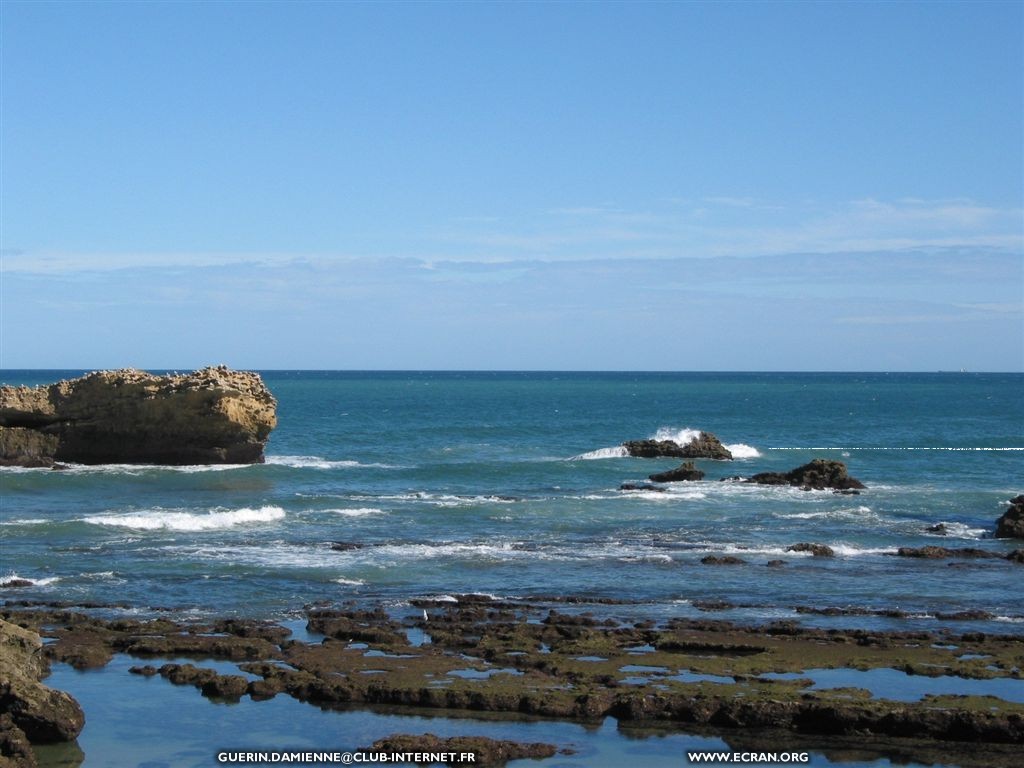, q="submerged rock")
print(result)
[701,555,746,565]
[0,366,276,465]
[648,461,705,483]
[0,619,84,745]
[896,546,1000,560]
[747,459,865,490]
[624,431,733,460]
[994,495,1024,539]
